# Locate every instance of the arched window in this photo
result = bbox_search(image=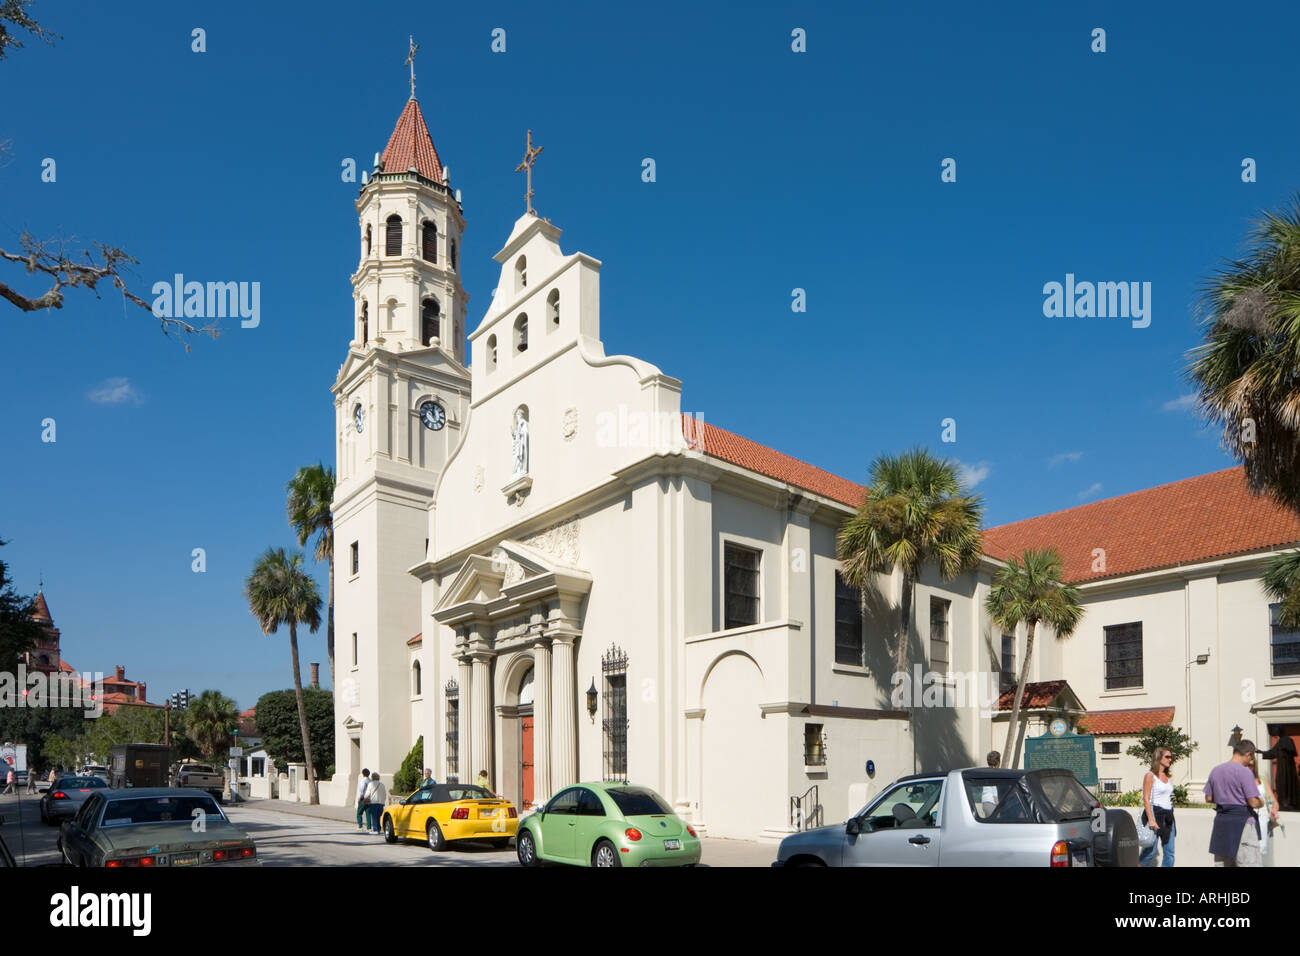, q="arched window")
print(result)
[450,239,457,271]
[547,288,560,328]
[364,223,372,257]
[385,215,402,256]
[386,298,398,331]
[412,660,422,697]
[360,300,369,345]
[421,298,440,346]
[422,221,437,263]
[487,334,498,372]
[514,313,528,353]
[515,255,527,291]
